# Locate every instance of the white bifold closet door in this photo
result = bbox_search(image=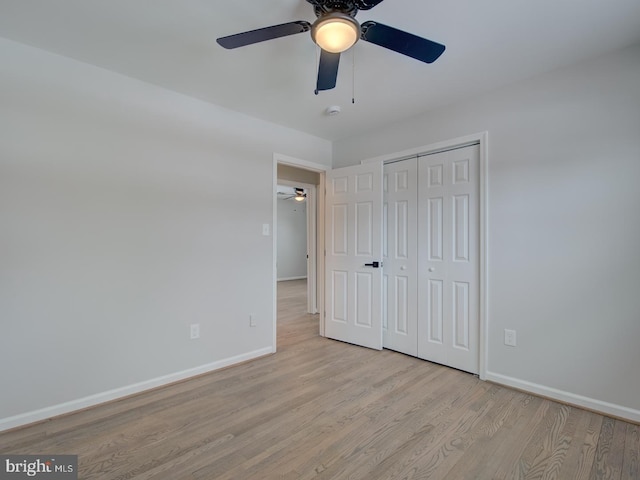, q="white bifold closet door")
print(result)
[383,158,418,356]
[383,144,480,375]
